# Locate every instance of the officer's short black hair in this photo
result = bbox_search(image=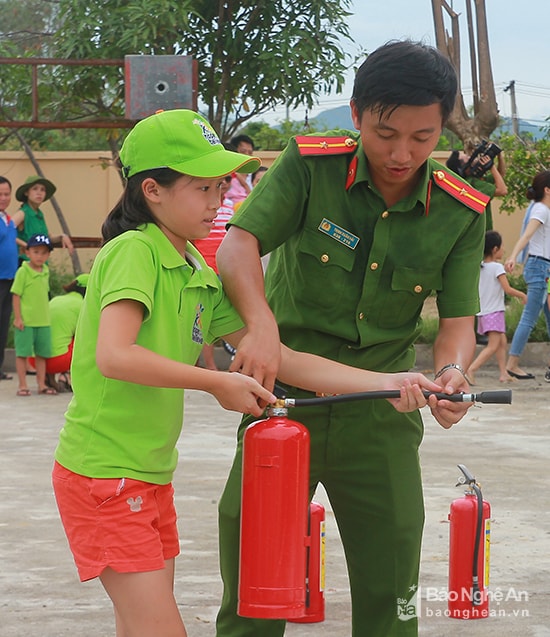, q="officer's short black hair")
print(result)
[351,40,457,125]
